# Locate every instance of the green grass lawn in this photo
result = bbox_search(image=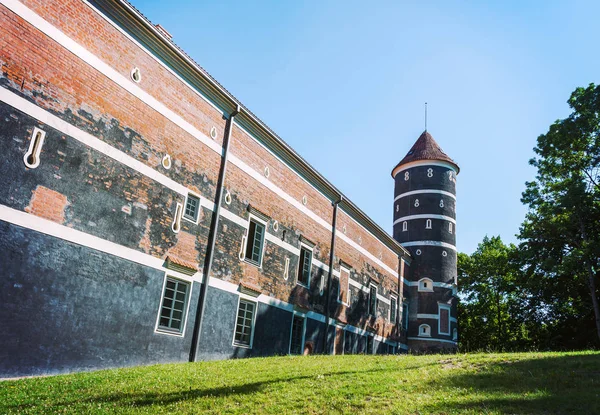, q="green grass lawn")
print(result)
[1,351,599,414]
